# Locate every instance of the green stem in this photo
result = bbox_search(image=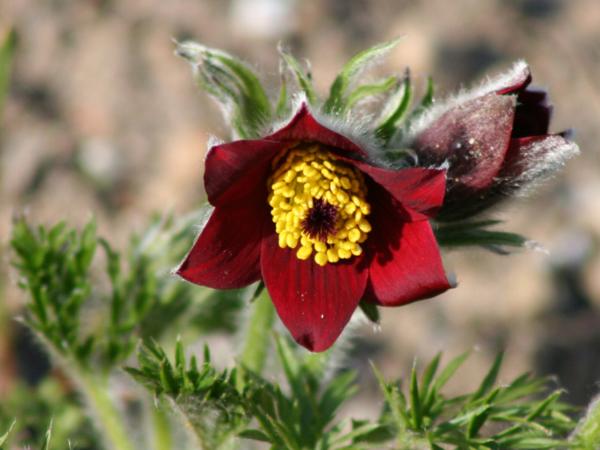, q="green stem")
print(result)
[78,371,137,450]
[151,402,173,450]
[571,394,600,449]
[238,286,275,381]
